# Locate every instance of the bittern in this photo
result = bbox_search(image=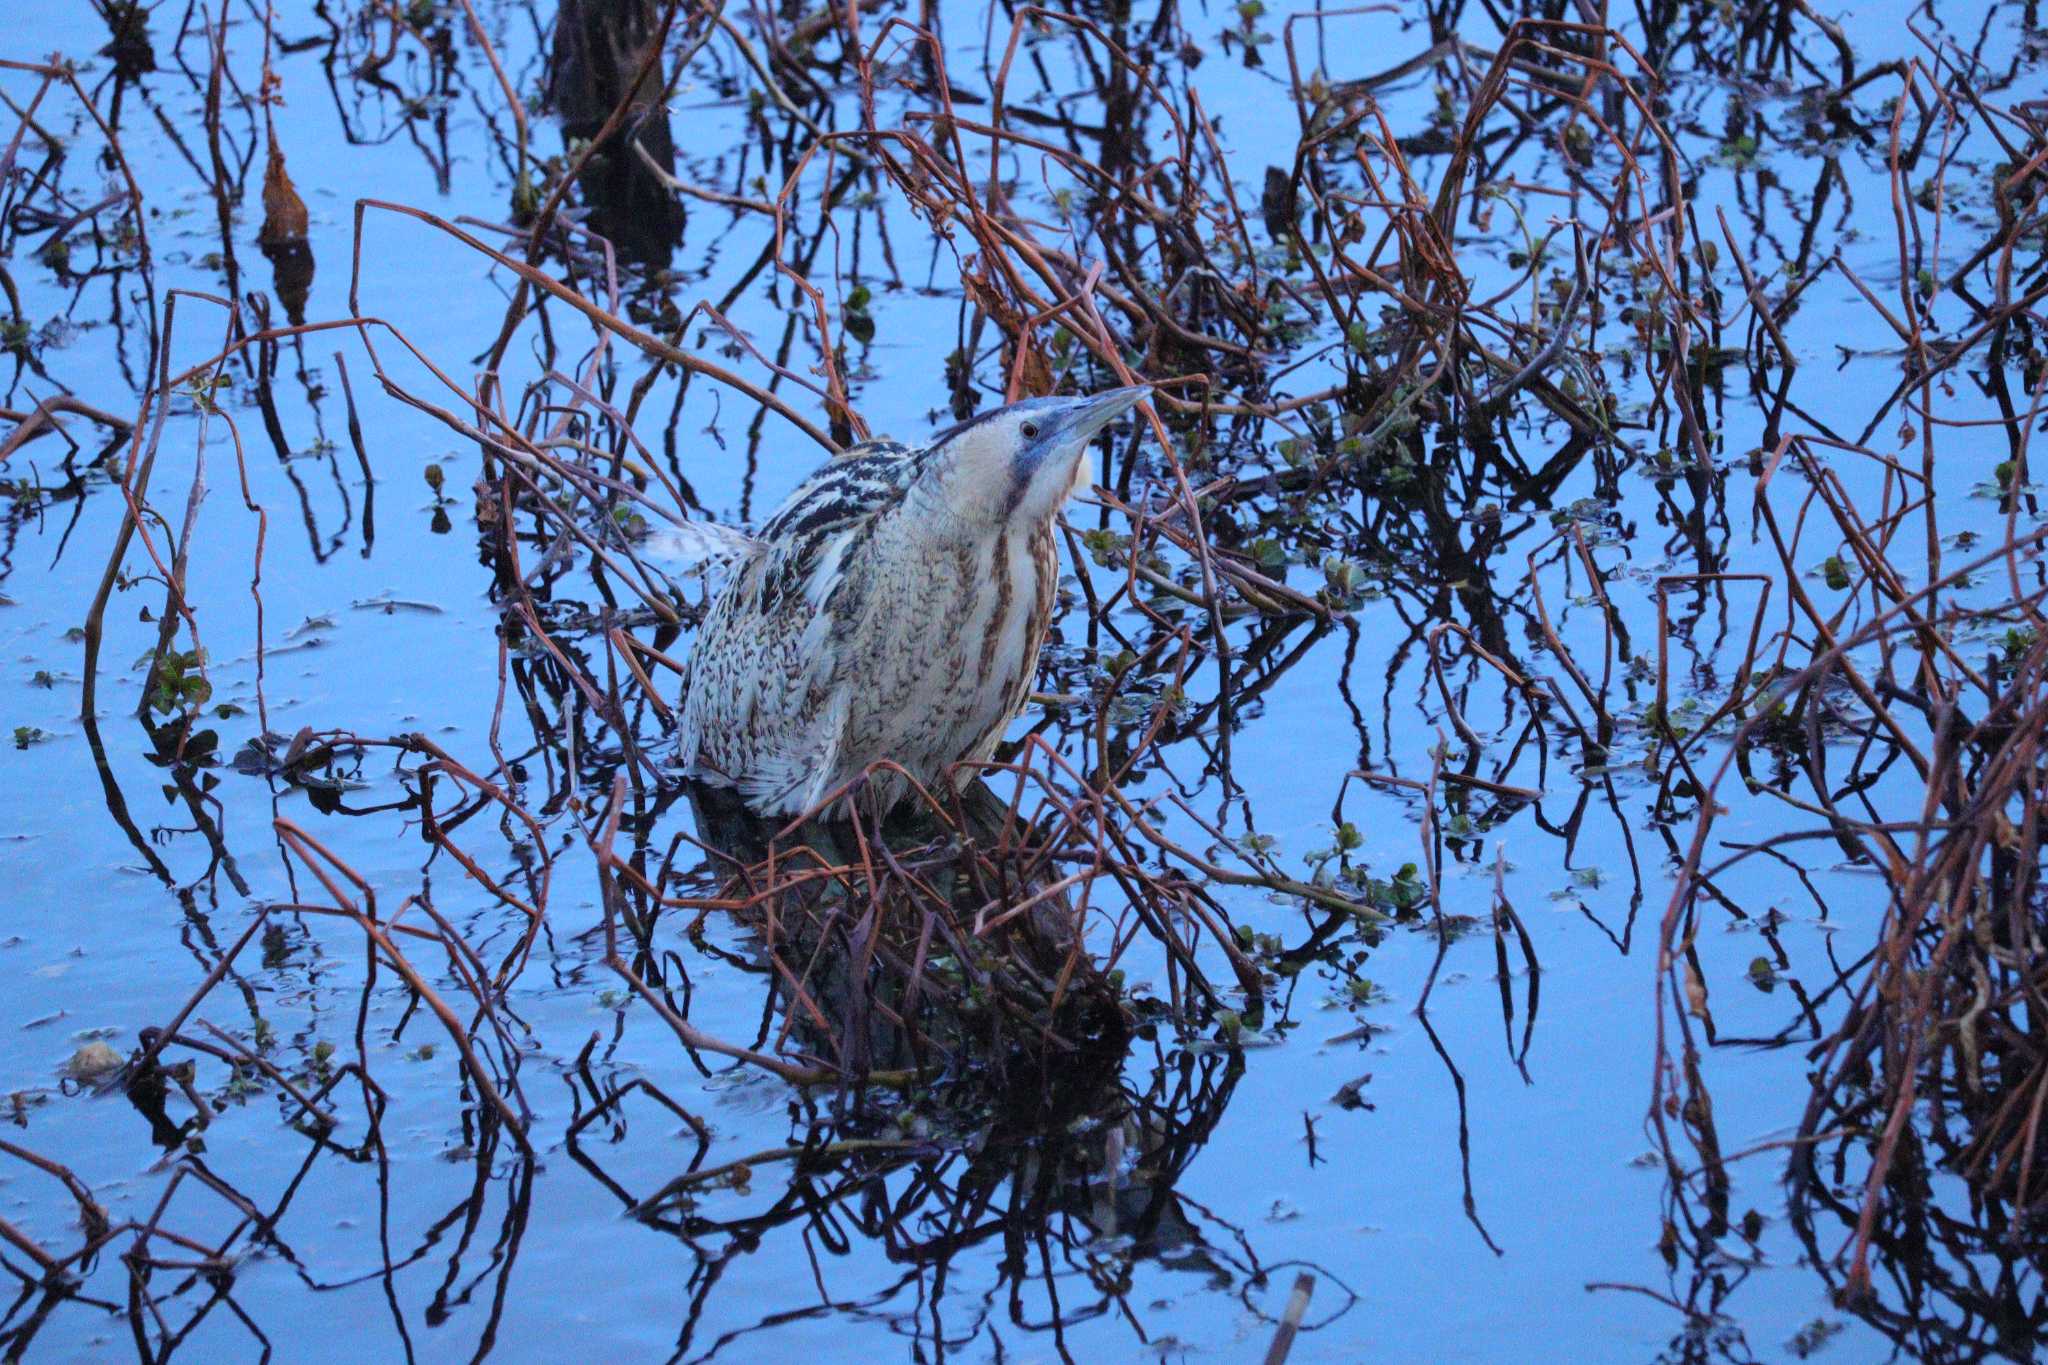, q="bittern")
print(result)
[673,386,1147,816]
